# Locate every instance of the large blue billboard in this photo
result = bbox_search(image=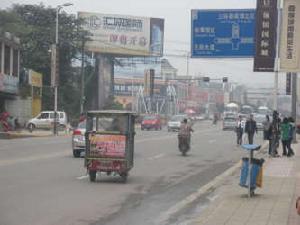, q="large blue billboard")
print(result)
[191,9,256,58]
